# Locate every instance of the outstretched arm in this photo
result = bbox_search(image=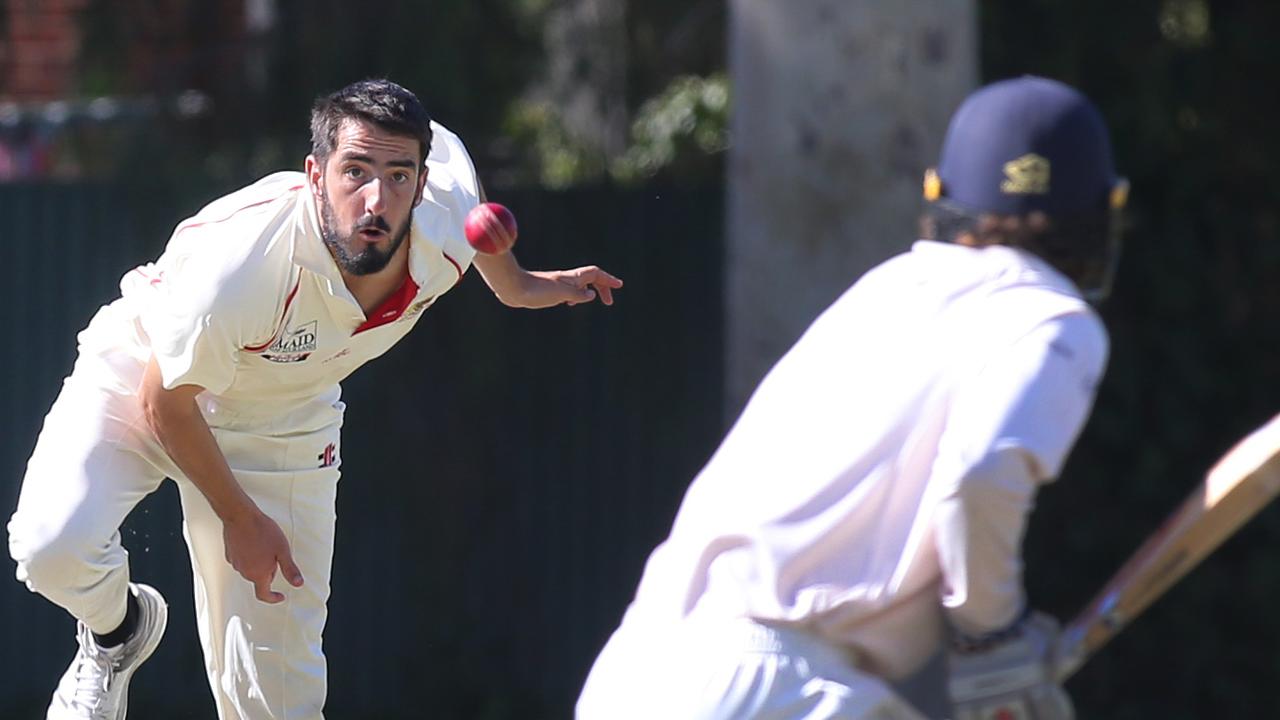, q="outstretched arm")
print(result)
[471,249,623,308]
